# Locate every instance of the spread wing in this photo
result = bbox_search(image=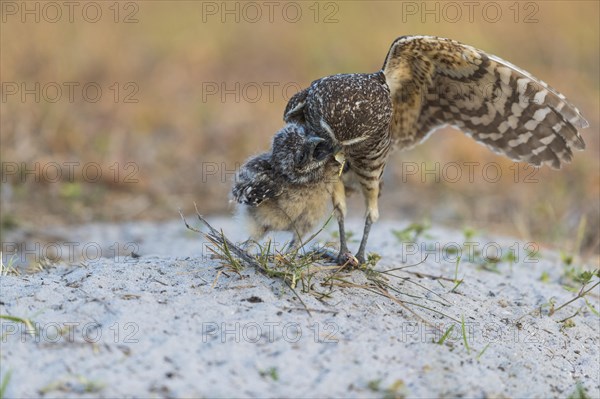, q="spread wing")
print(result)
[383,36,588,168]
[231,153,282,206]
